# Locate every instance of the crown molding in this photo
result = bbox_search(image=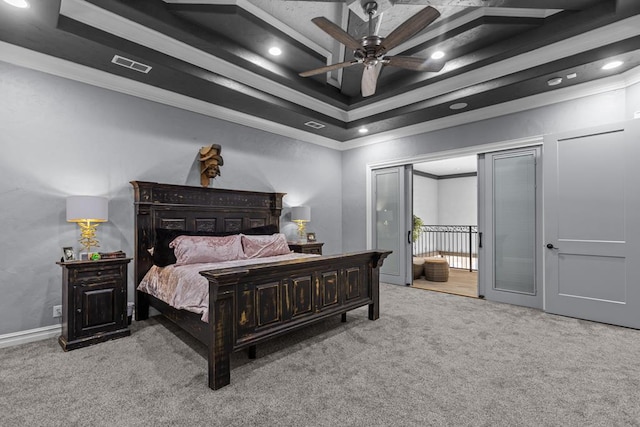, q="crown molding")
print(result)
[386,6,563,56]
[349,13,640,121]
[61,0,348,121]
[61,0,640,124]
[342,65,640,150]
[0,41,342,150]
[2,39,638,152]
